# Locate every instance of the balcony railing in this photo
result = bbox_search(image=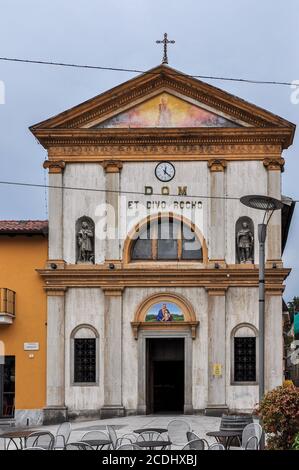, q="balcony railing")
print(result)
[0,288,16,324]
